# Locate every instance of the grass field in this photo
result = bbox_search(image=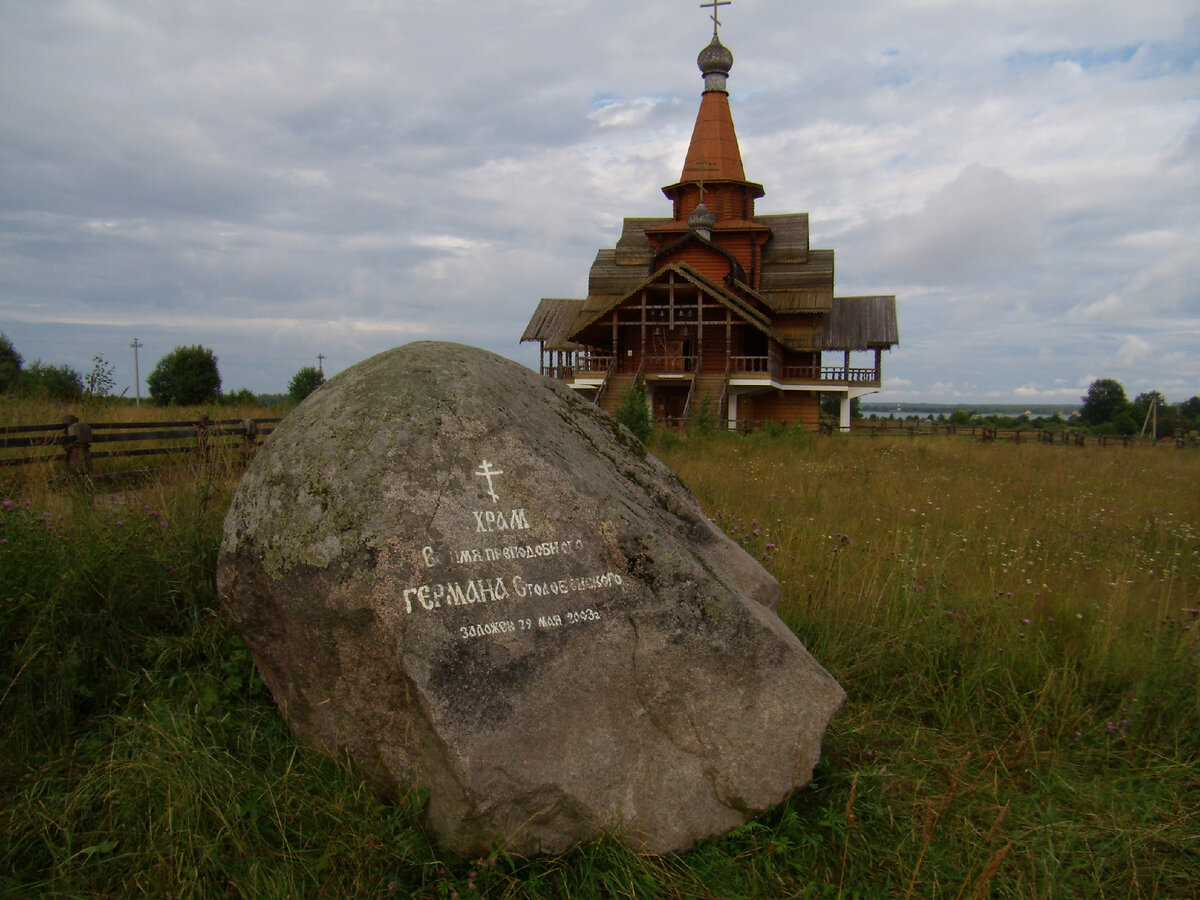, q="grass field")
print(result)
[1,426,1197,898]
